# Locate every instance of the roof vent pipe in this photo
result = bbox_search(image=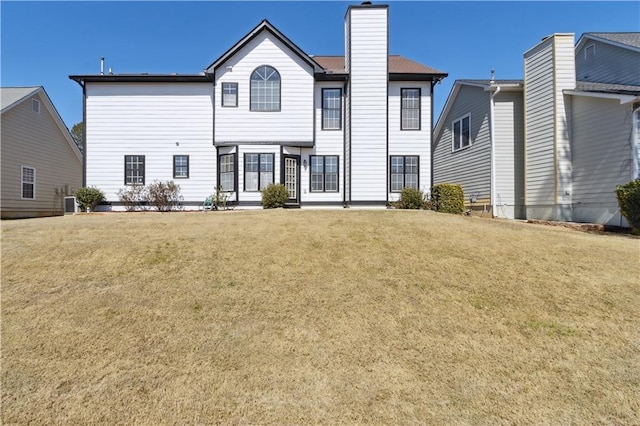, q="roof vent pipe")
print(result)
[490,69,495,84]
[100,57,105,75]
[108,67,113,75]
